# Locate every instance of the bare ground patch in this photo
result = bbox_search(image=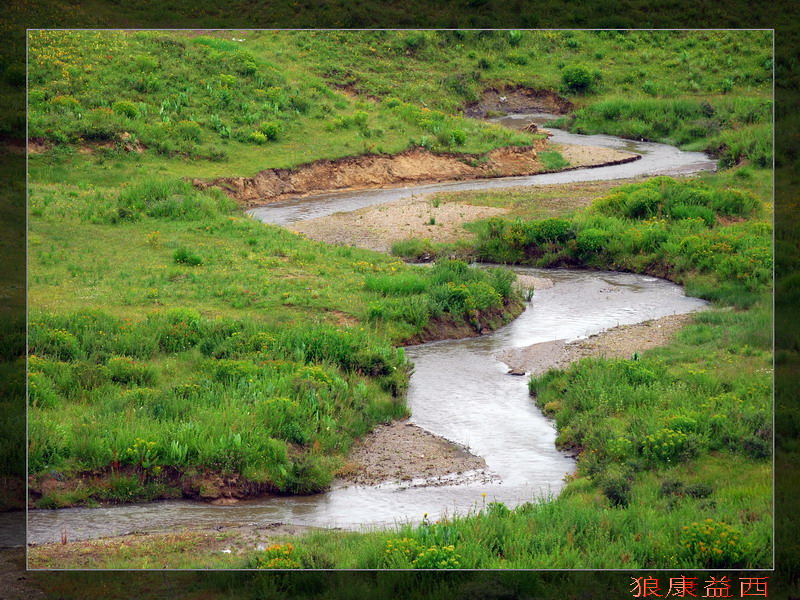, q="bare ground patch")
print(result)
[553,141,638,169]
[336,419,493,488]
[496,313,698,376]
[464,86,574,117]
[293,195,508,253]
